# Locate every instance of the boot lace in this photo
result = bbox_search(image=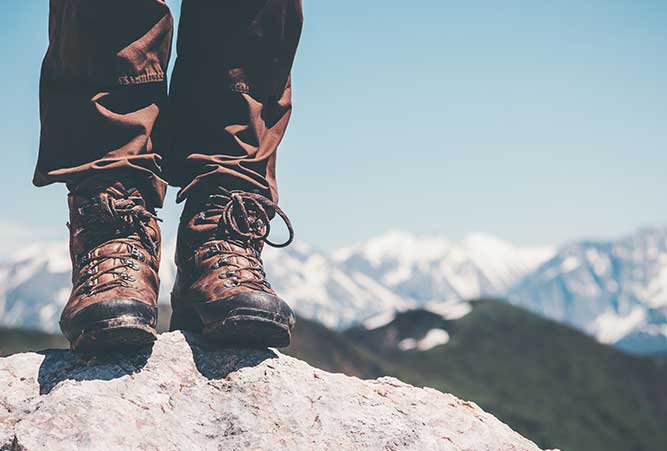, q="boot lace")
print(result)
[73,191,160,297]
[195,189,294,291]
